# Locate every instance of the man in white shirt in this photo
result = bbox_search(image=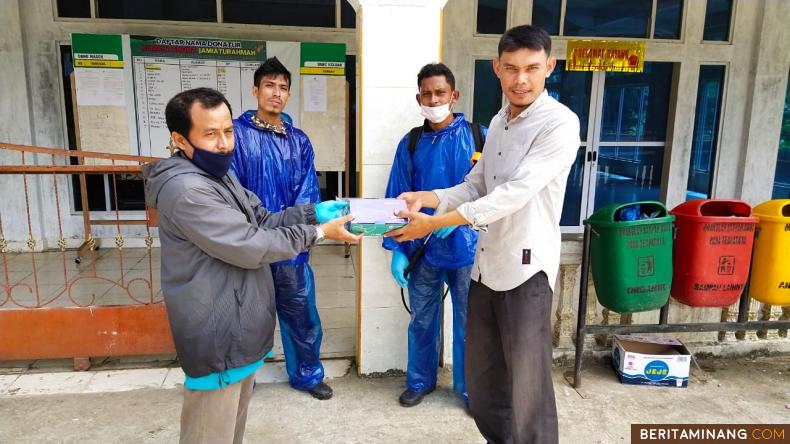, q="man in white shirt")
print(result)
[385,25,580,444]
